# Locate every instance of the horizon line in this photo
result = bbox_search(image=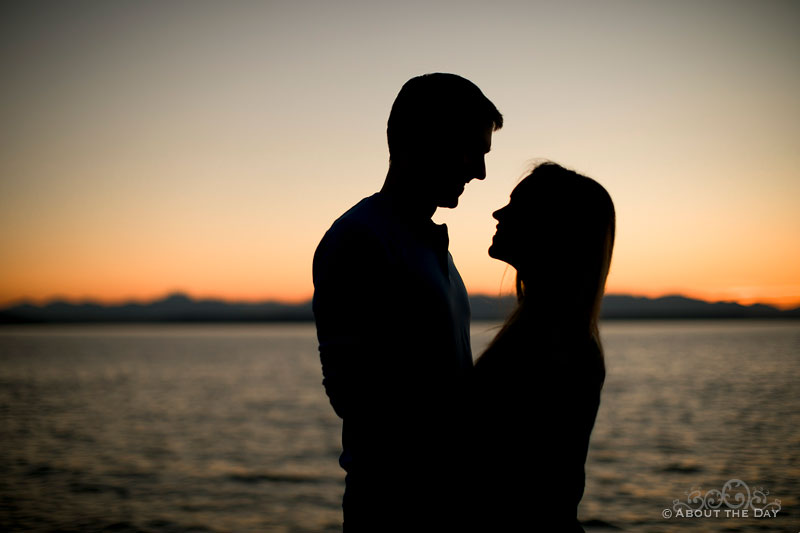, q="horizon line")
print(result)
[3,290,799,312]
